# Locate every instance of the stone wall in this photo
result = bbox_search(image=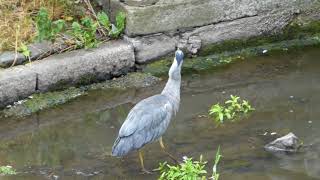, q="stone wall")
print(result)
[0,0,319,109]
[98,0,320,63]
[0,41,135,108]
